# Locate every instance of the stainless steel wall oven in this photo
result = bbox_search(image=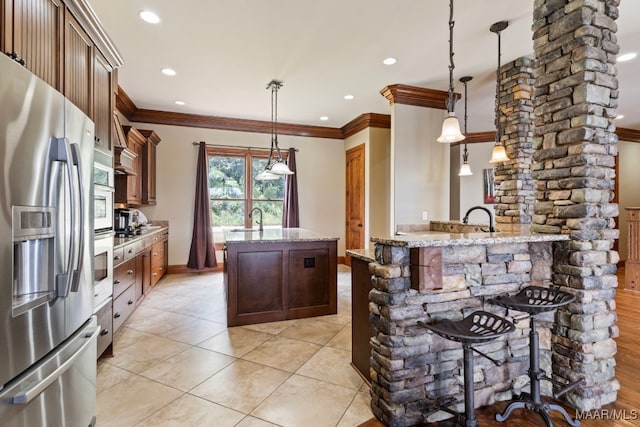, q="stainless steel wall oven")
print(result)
[93,152,114,232]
